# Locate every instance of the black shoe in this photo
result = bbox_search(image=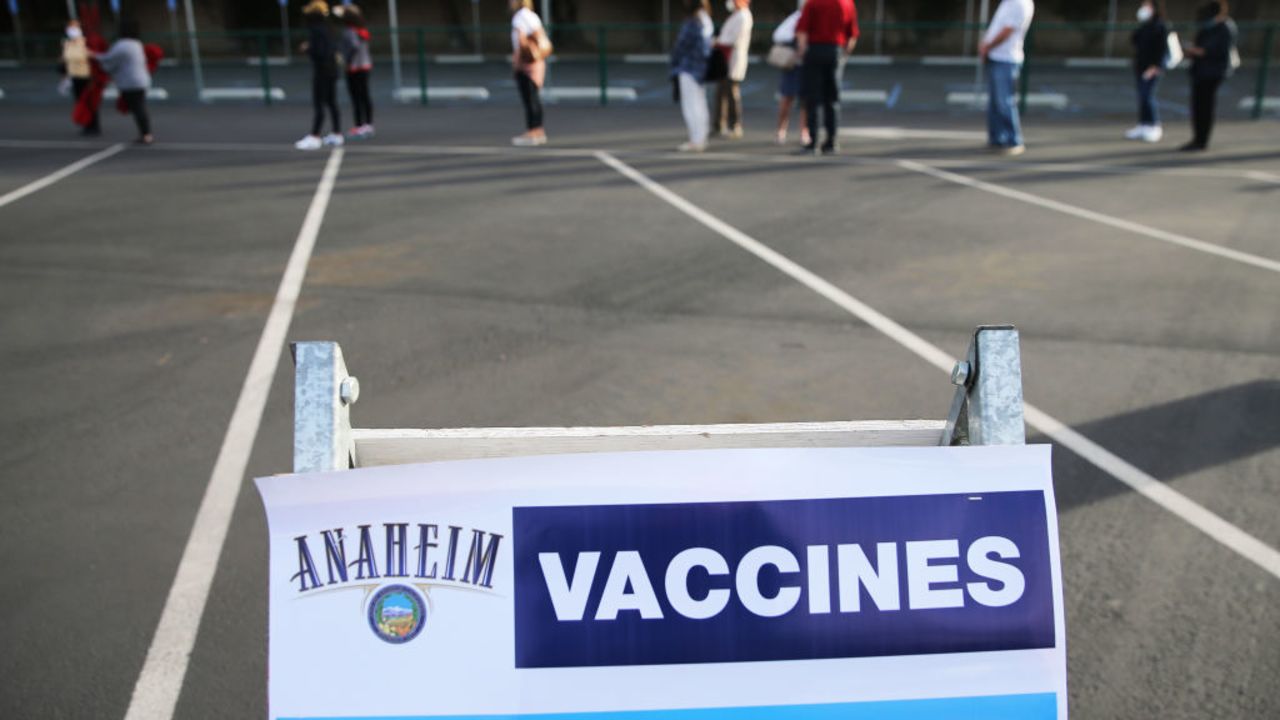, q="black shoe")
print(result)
[794,143,817,156]
[820,143,839,156]
[1179,142,1206,152]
